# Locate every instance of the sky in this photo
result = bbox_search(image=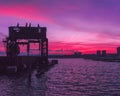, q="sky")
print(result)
[0,0,120,54]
